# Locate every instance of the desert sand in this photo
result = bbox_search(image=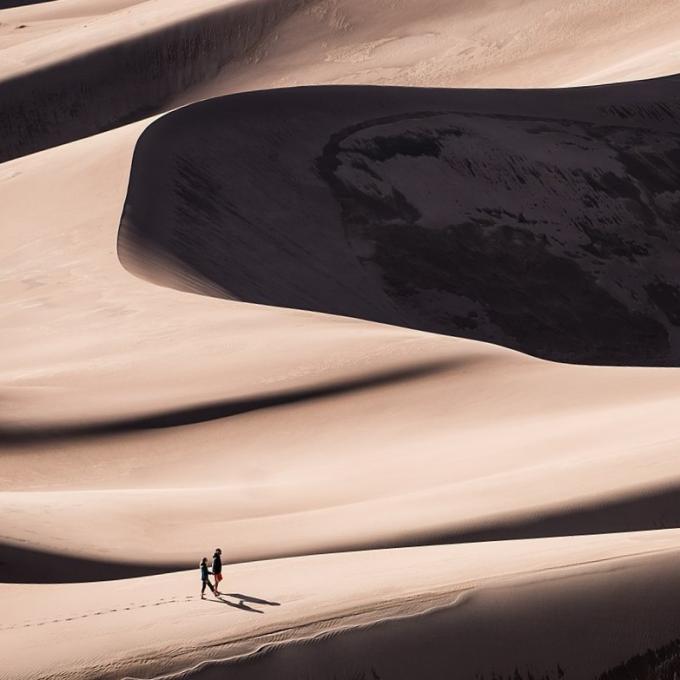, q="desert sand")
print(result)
[3,1,680,679]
